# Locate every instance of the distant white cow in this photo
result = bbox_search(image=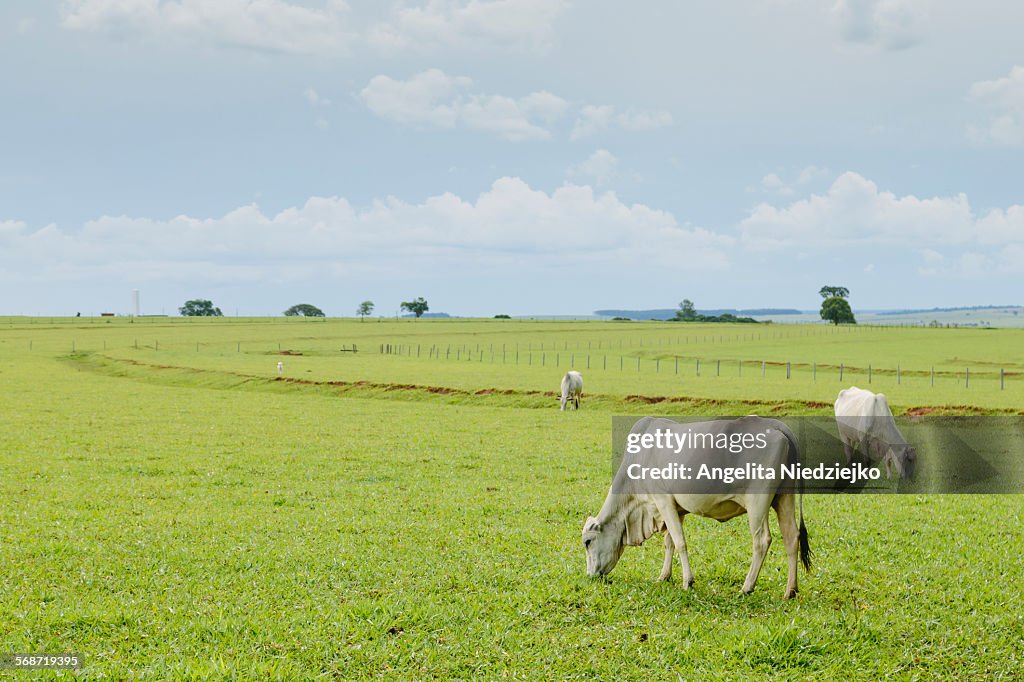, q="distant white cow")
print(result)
[560,371,583,411]
[834,387,916,479]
